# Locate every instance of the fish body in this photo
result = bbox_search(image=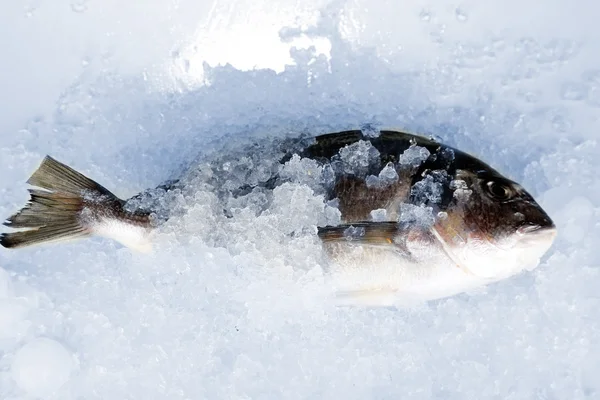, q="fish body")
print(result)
[0,129,557,305]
